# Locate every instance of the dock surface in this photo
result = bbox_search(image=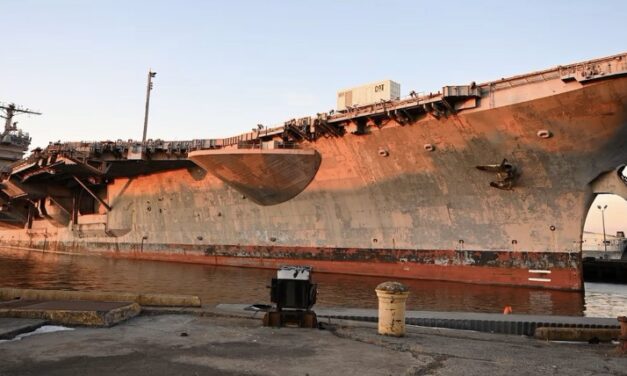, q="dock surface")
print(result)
[0,314,624,375]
